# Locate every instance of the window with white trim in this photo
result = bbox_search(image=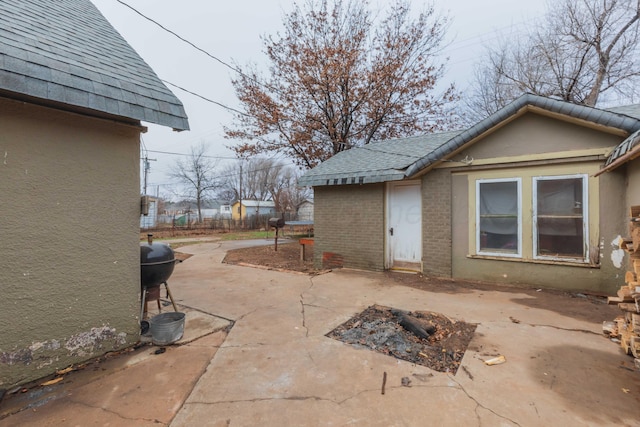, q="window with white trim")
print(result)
[533,175,587,260]
[476,178,522,257]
